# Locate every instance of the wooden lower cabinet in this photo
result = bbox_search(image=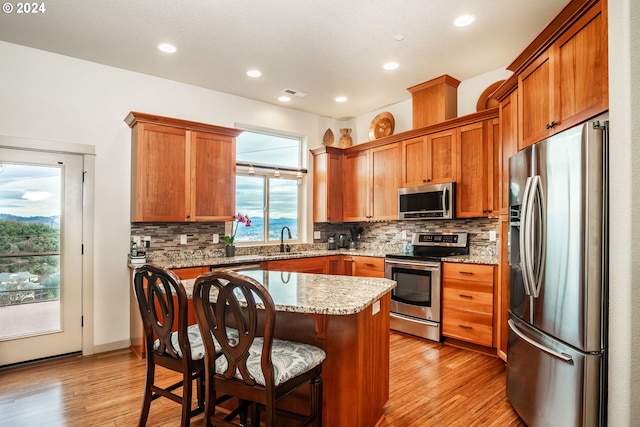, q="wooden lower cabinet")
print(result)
[442,262,496,348]
[342,256,385,278]
[265,256,328,274]
[271,295,390,427]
